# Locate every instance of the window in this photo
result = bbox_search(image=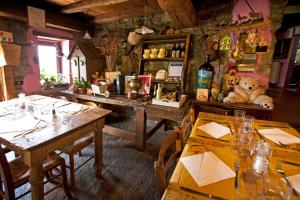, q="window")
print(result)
[37,37,71,85]
[38,44,60,80]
